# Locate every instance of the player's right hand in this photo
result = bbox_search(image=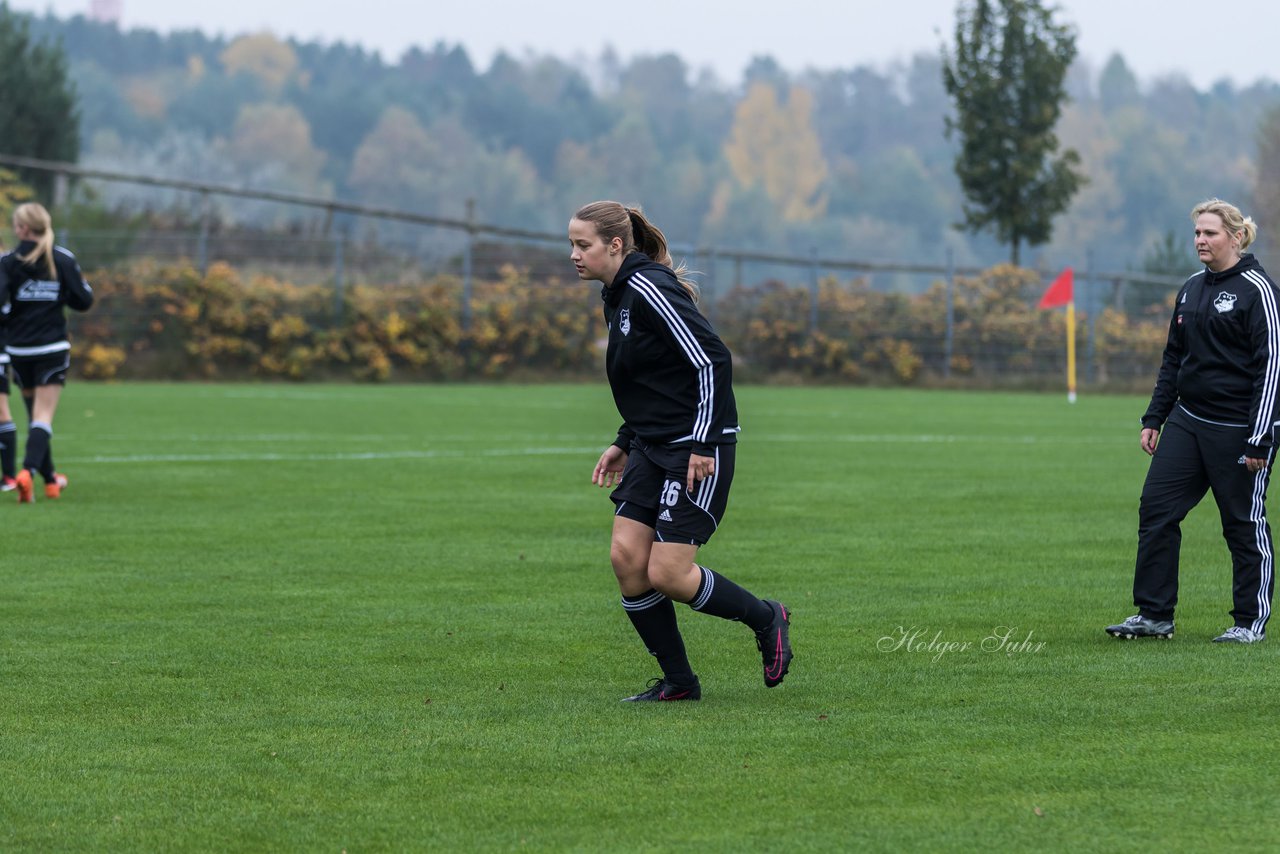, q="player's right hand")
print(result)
[593,445,627,488]
[1140,427,1160,456]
